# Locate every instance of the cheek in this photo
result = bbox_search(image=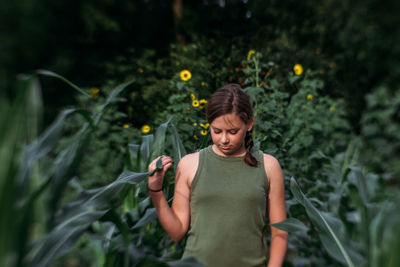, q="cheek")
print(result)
[210,132,219,143]
[235,132,247,143]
